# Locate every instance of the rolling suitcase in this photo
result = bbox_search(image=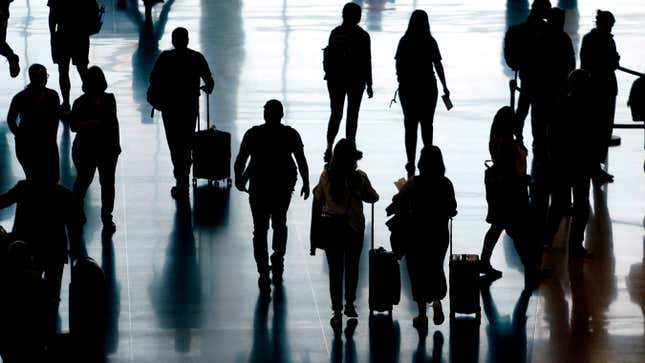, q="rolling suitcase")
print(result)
[69,256,108,358]
[368,204,401,314]
[192,92,232,187]
[448,219,481,323]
